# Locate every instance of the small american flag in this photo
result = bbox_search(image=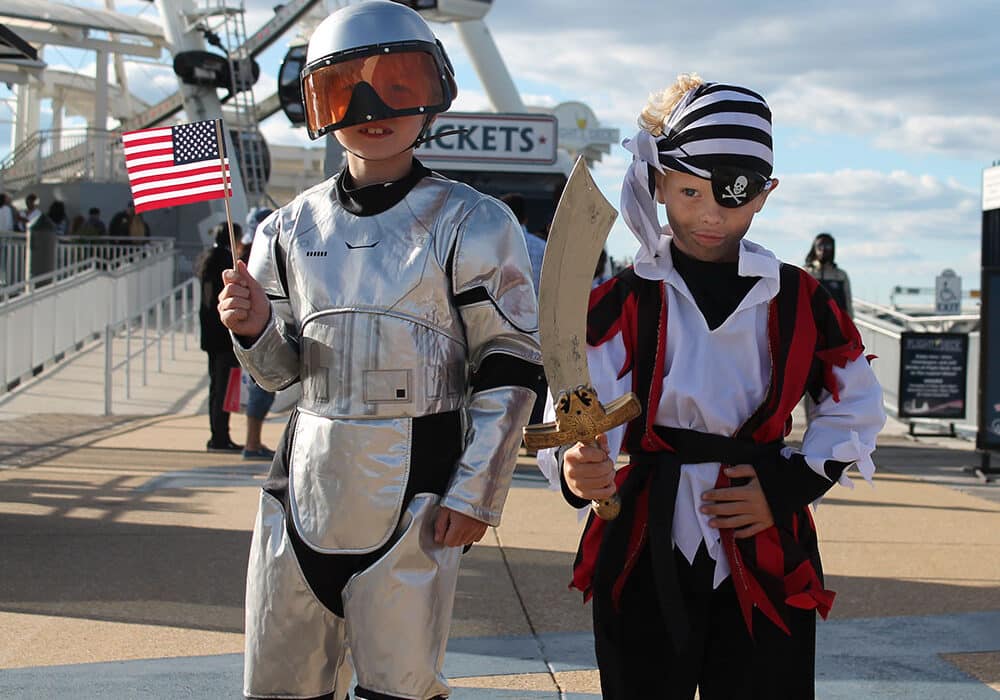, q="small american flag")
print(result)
[122,119,233,214]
